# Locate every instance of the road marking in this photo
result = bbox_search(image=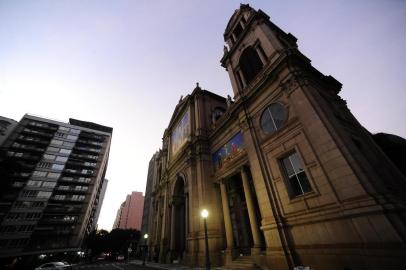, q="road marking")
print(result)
[111,264,125,270]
